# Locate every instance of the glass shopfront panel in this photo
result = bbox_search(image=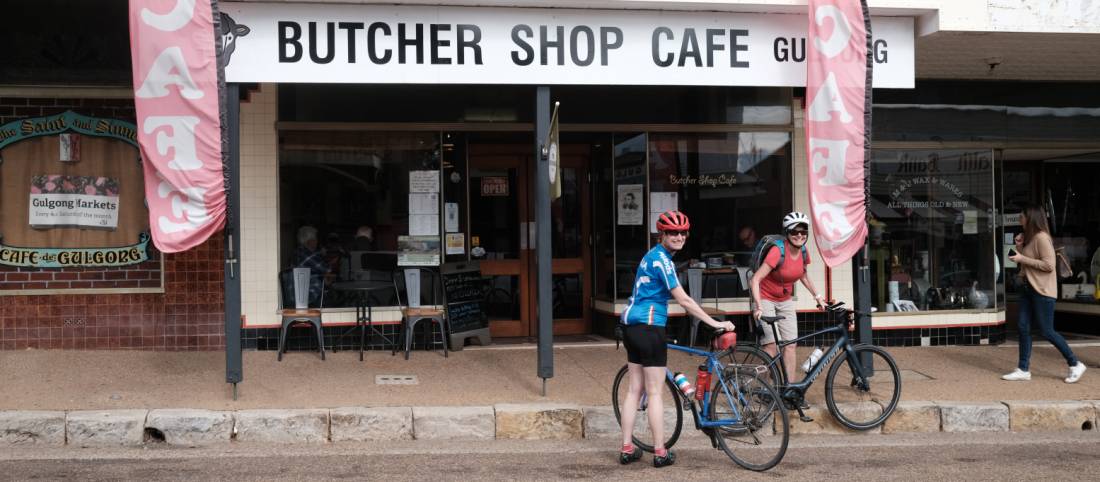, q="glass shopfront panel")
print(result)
[869,149,998,313]
[1042,156,1100,305]
[614,133,649,299]
[279,131,442,308]
[647,132,793,299]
